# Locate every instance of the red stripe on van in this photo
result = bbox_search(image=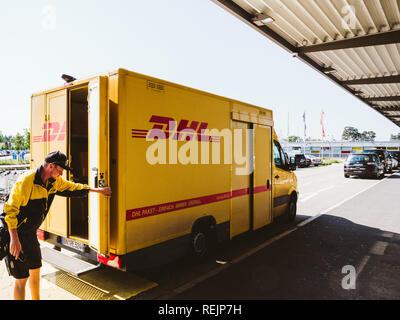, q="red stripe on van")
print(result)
[126,185,271,221]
